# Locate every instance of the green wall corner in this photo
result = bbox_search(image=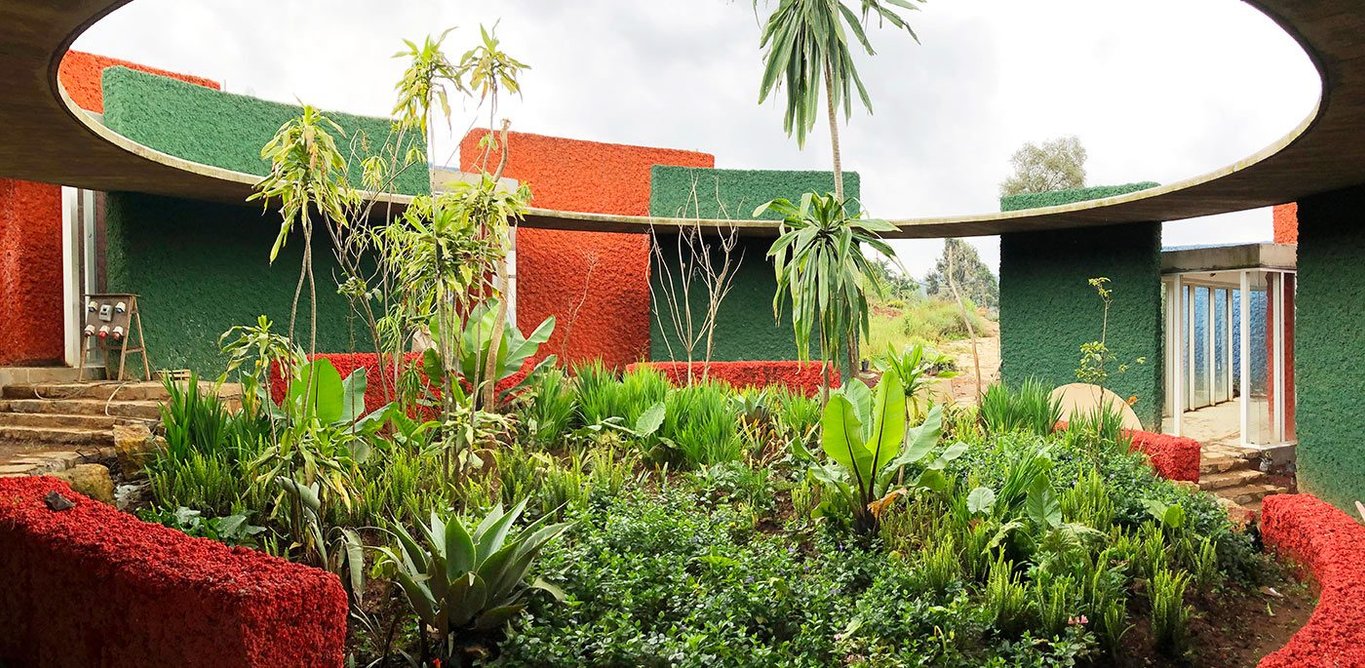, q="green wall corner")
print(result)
[998,222,1164,429]
[1293,184,1365,512]
[101,67,428,196]
[647,167,859,362]
[105,192,365,374]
